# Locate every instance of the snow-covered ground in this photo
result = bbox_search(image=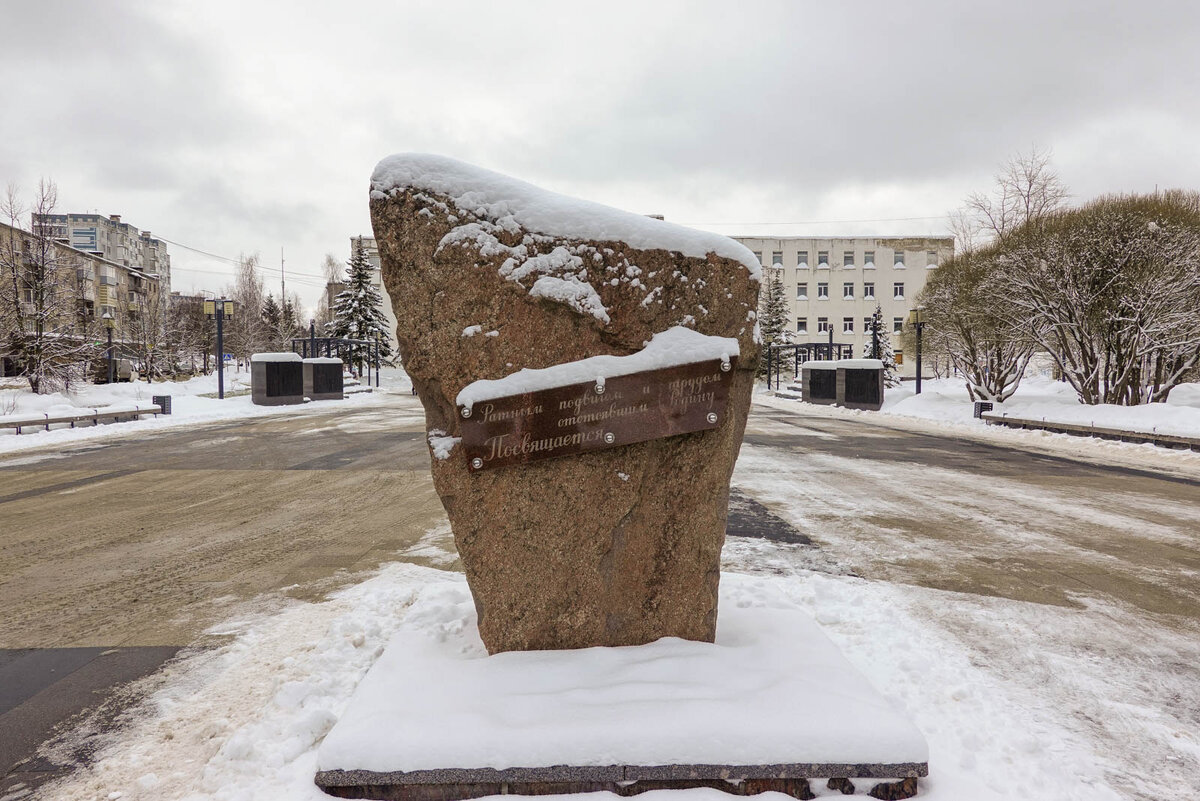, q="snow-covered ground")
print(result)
[881,375,1200,438]
[758,376,1200,477]
[0,368,414,456]
[36,525,1170,801]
